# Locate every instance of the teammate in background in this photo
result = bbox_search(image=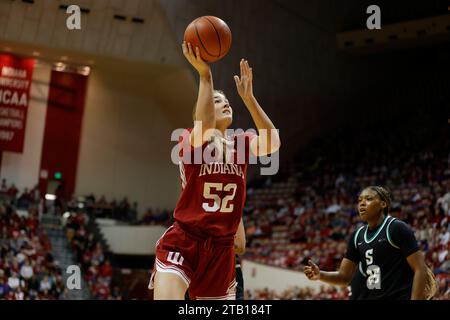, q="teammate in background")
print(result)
[149,42,280,300]
[304,186,432,300]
